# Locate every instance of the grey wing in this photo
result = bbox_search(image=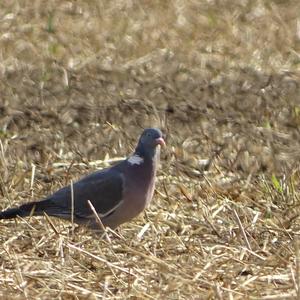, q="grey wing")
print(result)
[43,169,124,219]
